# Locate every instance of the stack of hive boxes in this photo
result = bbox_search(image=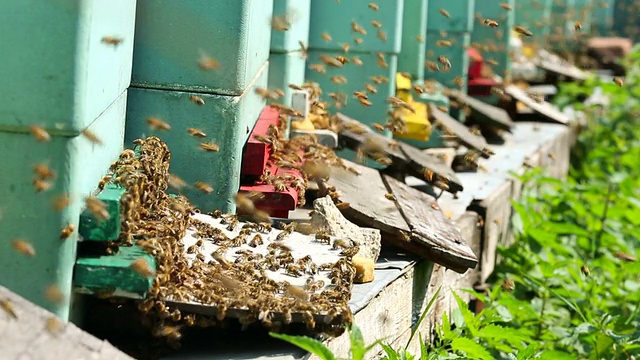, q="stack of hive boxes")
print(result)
[125,0,273,213]
[425,0,475,121]
[268,0,311,112]
[470,0,515,83]
[0,0,137,320]
[548,0,576,53]
[514,0,553,42]
[591,0,615,36]
[613,0,640,42]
